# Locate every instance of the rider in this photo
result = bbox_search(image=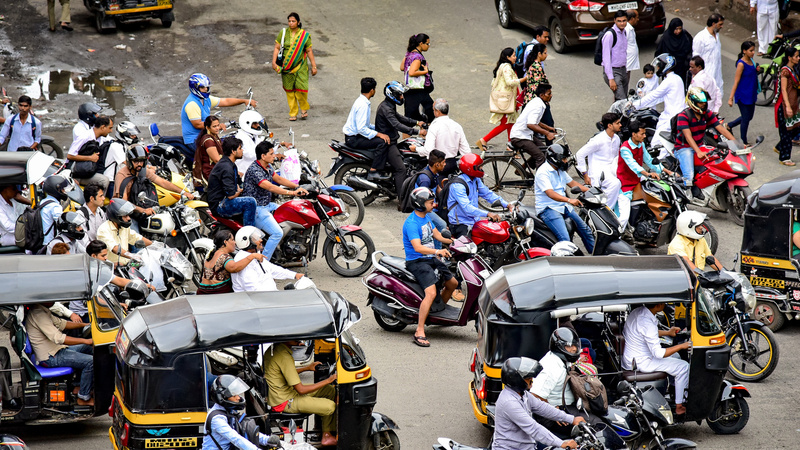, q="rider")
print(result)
[46,211,88,255]
[67,114,113,189]
[403,187,456,347]
[73,102,102,142]
[234,110,267,174]
[103,121,141,196]
[181,73,256,150]
[97,198,153,266]
[493,357,584,450]
[41,175,70,246]
[342,77,391,182]
[530,328,581,407]
[446,154,511,239]
[632,54,687,151]
[203,374,279,450]
[668,210,722,271]
[230,226,304,292]
[509,83,554,169]
[534,145,595,253]
[206,137,261,231]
